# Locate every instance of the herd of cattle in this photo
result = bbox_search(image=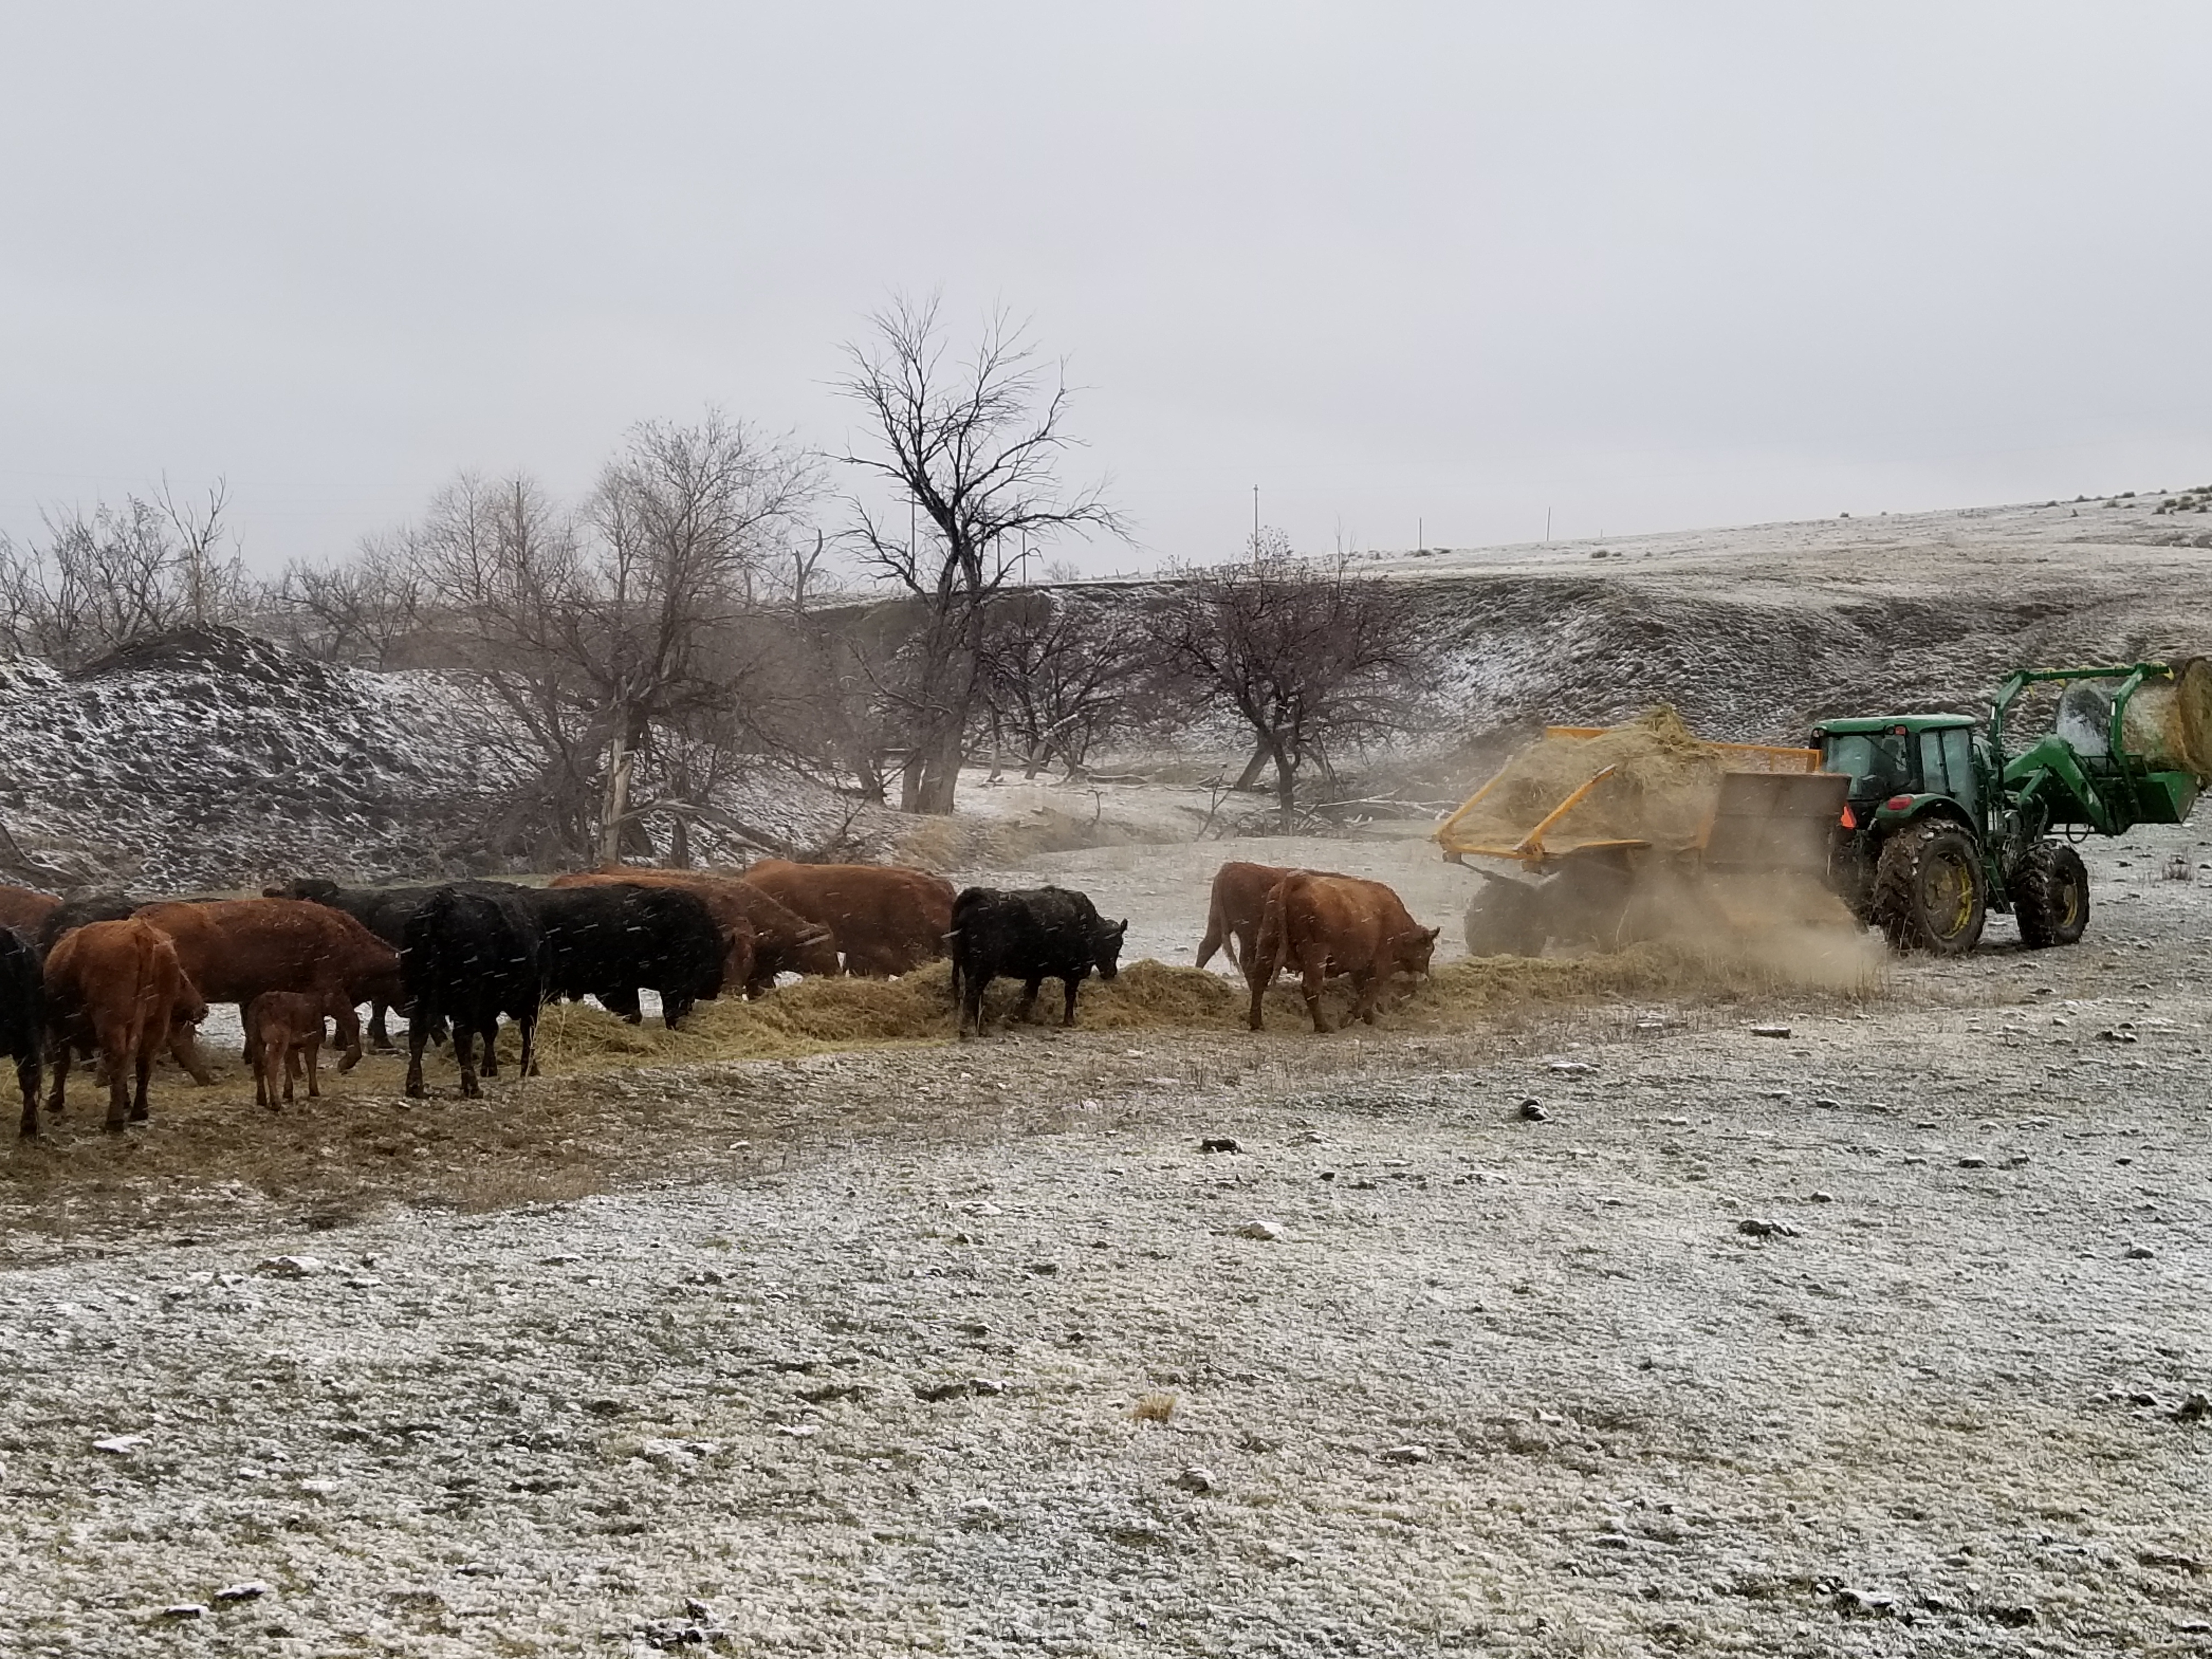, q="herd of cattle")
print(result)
[0,856,1439,1139]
